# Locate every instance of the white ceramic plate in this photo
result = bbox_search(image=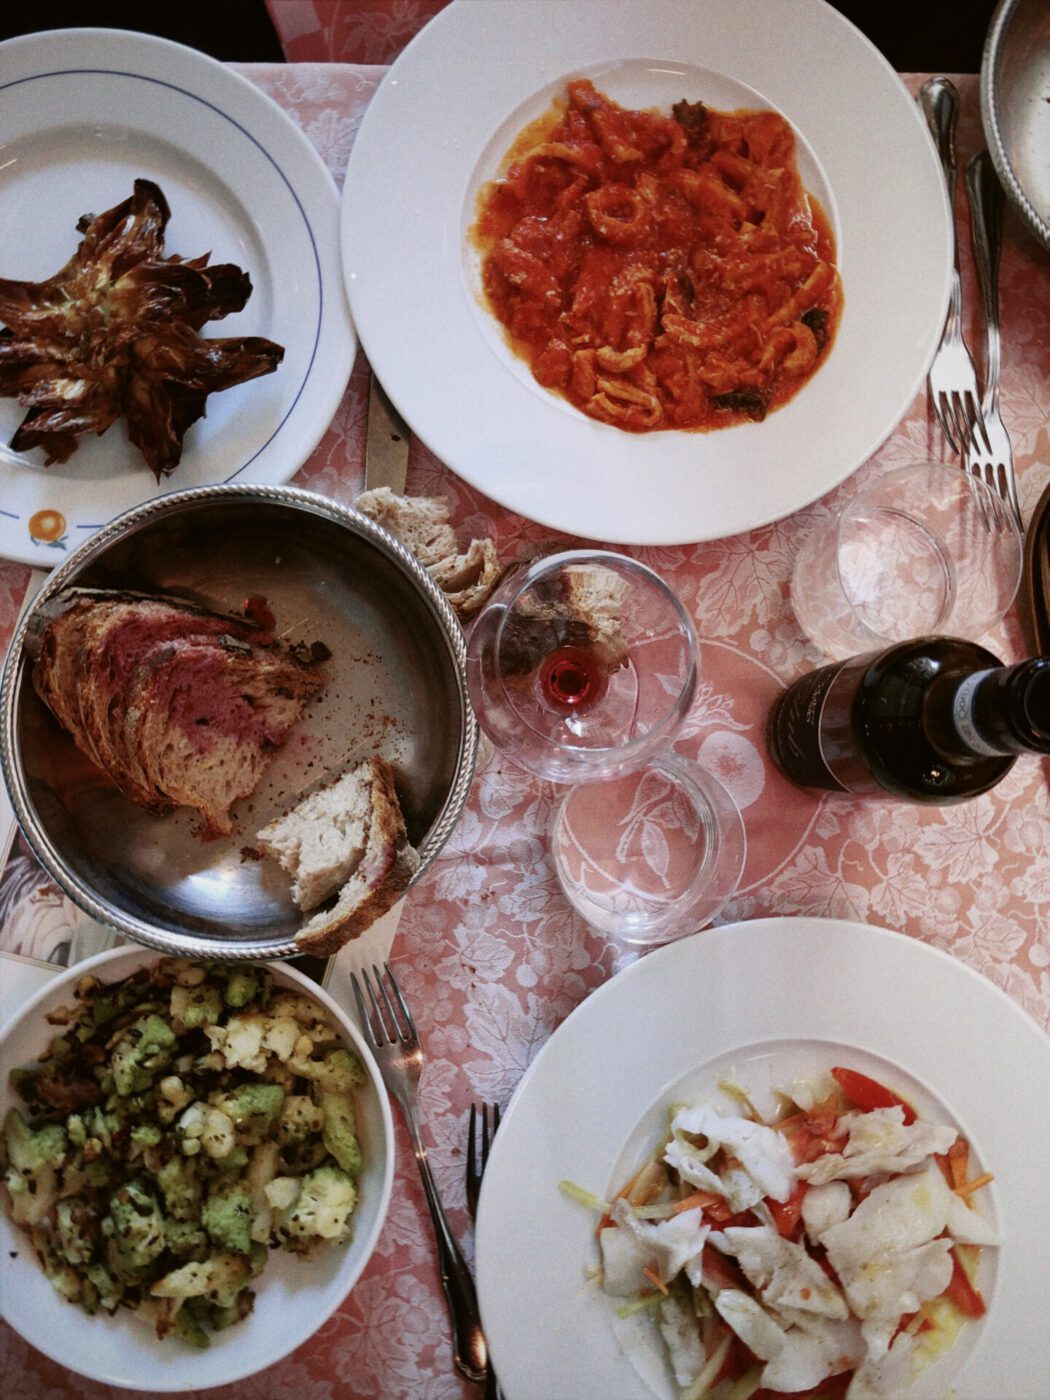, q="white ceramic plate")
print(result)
[475,917,1050,1400]
[0,945,394,1390]
[341,0,951,545]
[0,28,355,569]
